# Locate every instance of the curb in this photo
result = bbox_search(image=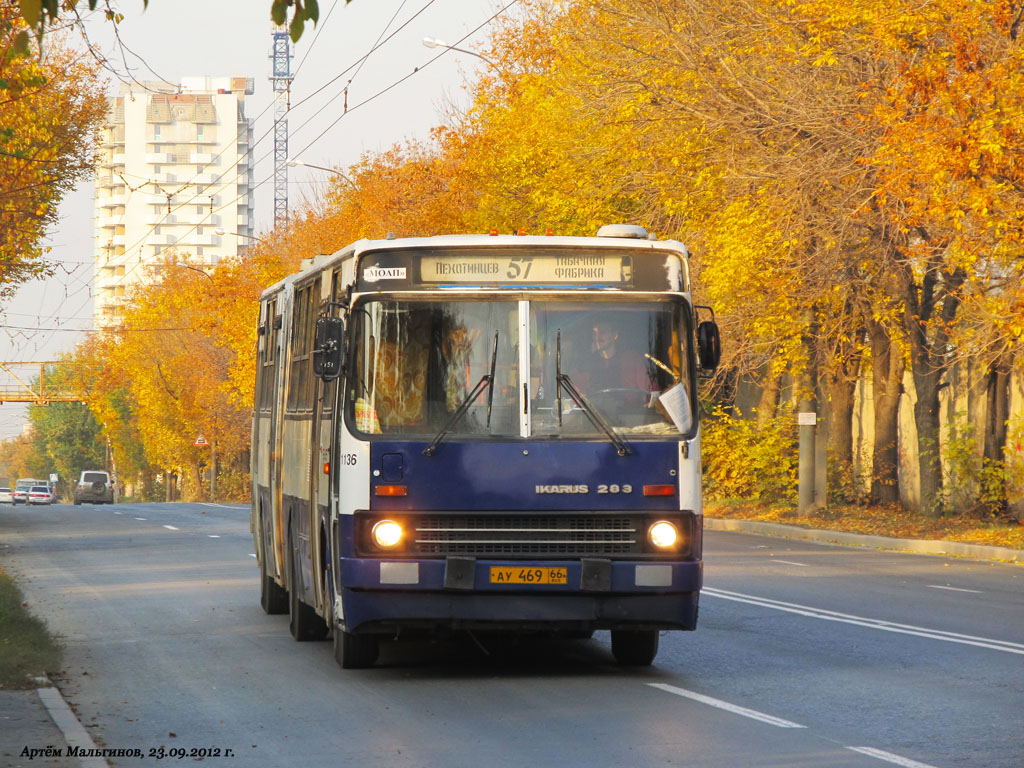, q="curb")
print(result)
[37,686,109,768]
[703,517,1024,563]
